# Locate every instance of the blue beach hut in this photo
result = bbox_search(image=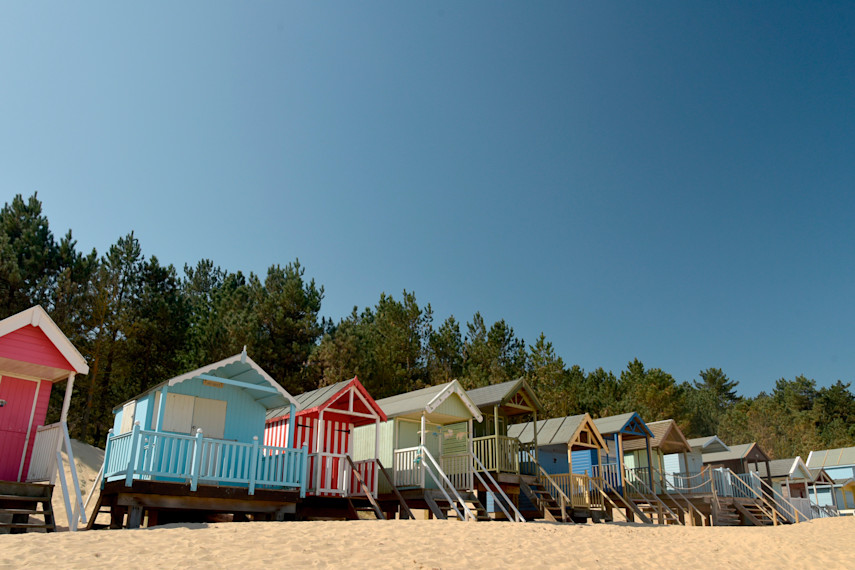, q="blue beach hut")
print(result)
[93,349,307,528]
